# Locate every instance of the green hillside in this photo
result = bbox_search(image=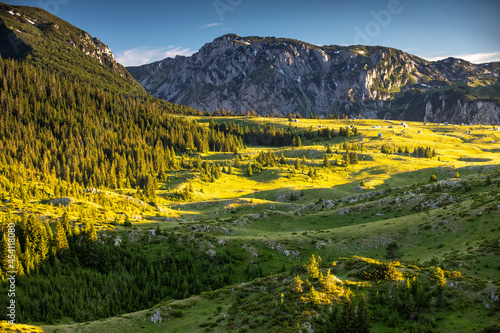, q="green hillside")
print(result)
[0,114,499,332]
[0,3,499,333]
[0,2,142,94]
